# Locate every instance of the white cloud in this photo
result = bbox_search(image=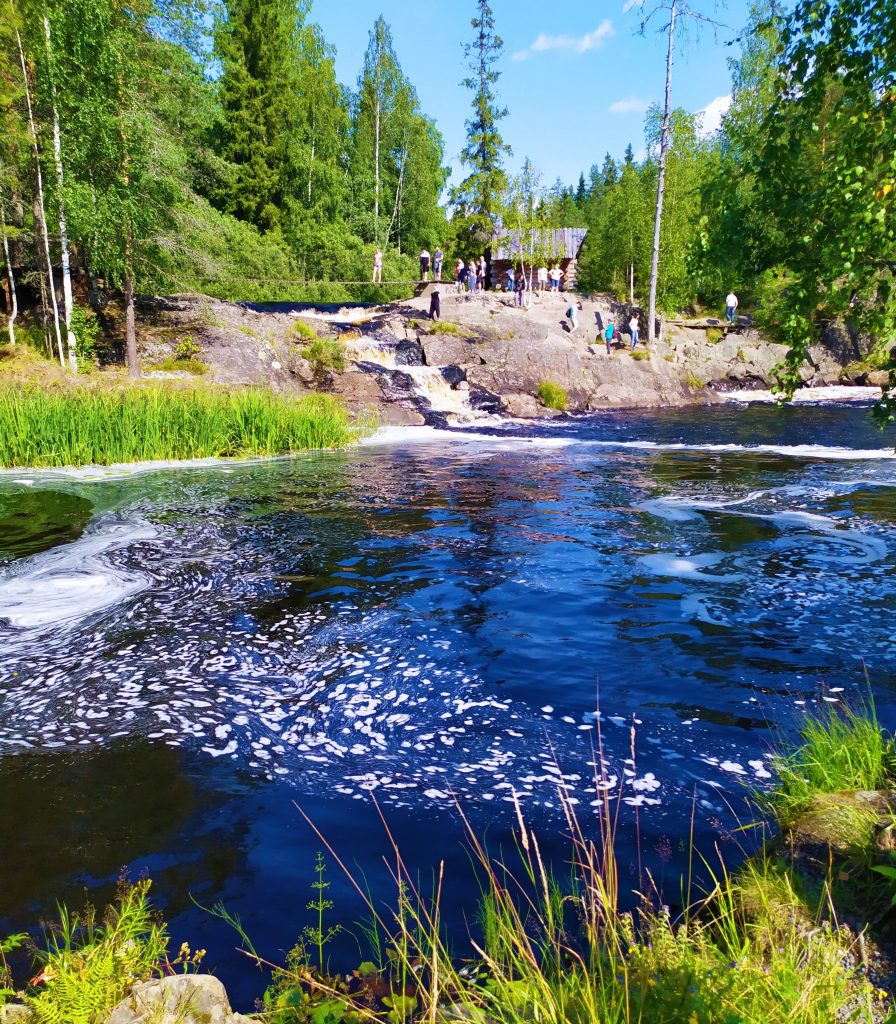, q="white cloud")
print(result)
[622,0,644,11]
[512,20,615,61]
[609,96,649,114]
[696,94,732,137]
